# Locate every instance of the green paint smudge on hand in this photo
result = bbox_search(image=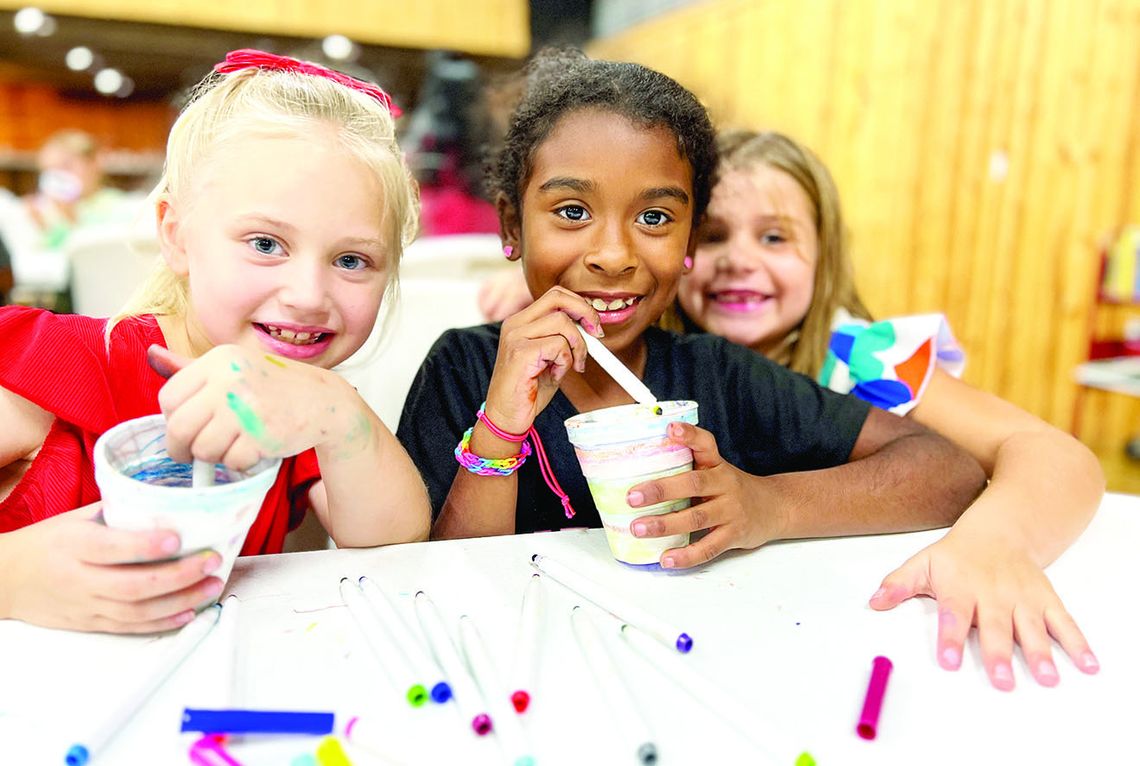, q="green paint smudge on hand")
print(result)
[228,391,266,439]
